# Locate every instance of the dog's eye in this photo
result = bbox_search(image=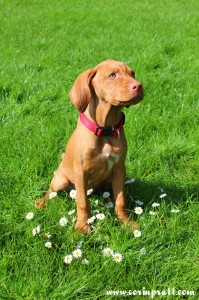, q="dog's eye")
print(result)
[131,71,135,78]
[108,73,116,78]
